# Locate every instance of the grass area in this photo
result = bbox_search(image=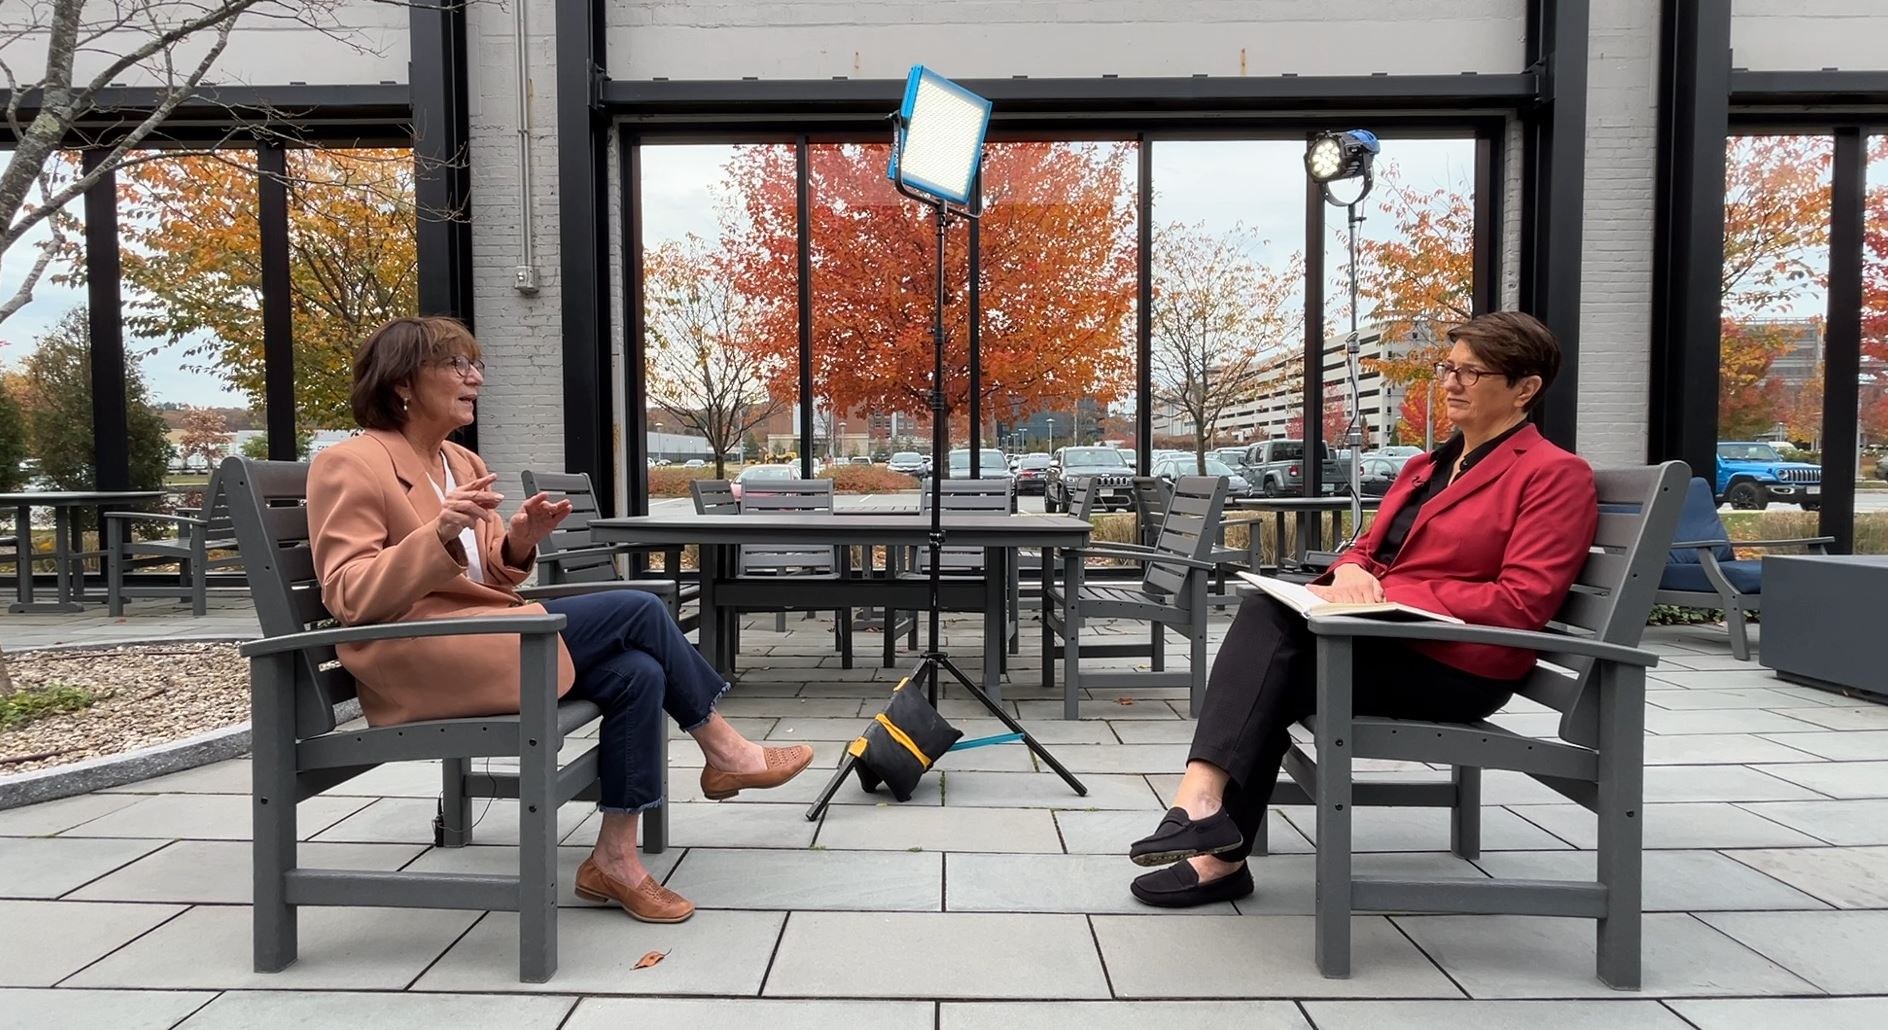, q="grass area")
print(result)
[1723,510,1888,555]
[0,684,99,731]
